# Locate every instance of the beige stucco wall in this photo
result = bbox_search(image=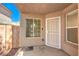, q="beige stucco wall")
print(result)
[12,26,20,48]
[45,4,78,56]
[19,13,45,47]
